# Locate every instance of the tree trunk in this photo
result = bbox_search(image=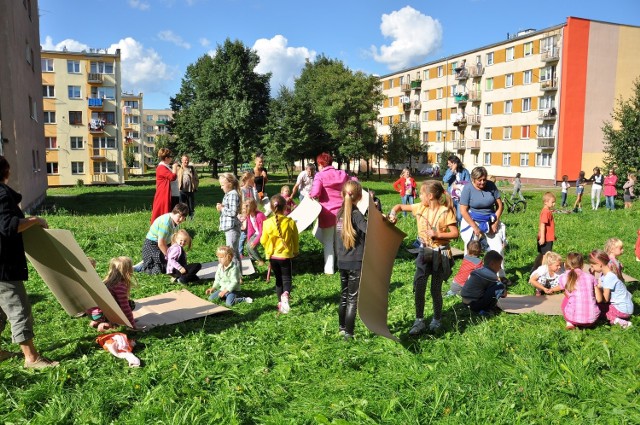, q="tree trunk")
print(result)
[211,160,219,178]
